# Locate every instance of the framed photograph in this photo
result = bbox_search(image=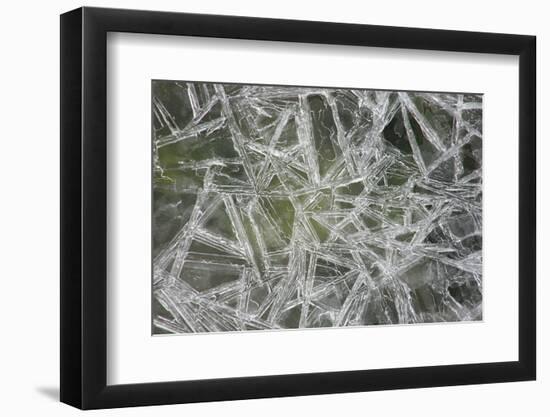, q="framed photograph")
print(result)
[60,6,536,409]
